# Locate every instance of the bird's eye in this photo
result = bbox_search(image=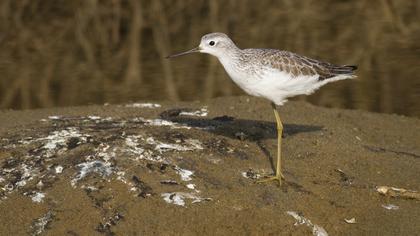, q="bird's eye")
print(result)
[209,41,215,46]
